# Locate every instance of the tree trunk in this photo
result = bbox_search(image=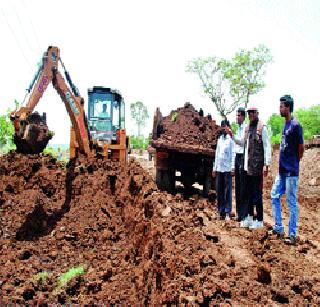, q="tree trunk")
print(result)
[245,91,250,108]
[138,125,141,136]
